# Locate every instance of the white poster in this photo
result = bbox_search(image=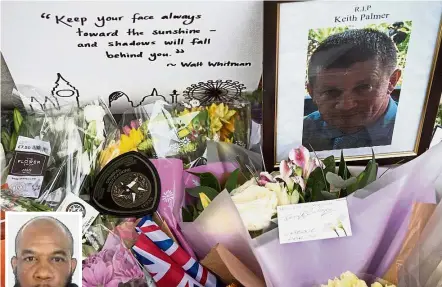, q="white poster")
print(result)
[1,1,262,112]
[276,1,441,161]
